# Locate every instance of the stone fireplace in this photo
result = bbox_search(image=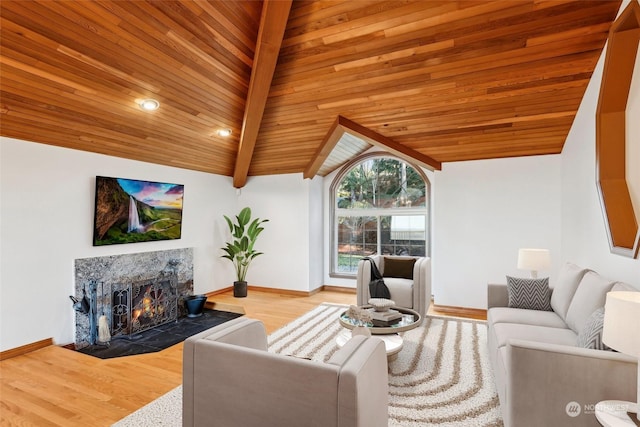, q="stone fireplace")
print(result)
[73,248,193,349]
